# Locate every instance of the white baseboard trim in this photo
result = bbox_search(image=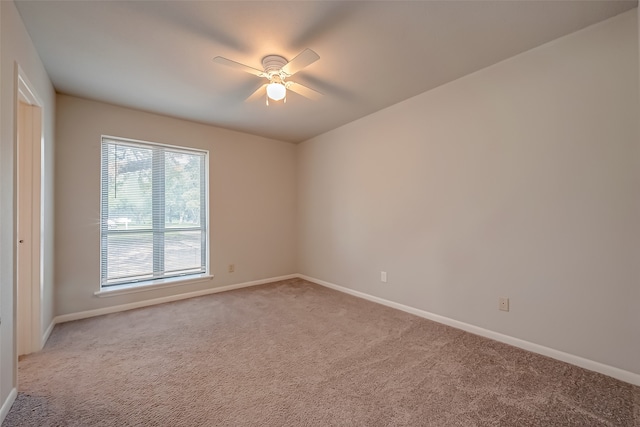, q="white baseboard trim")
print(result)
[0,388,17,424]
[41,319,56,349]
[298,274,640,387]
[54,274,298,325]
[45,272,640,386]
